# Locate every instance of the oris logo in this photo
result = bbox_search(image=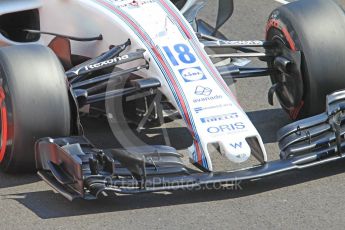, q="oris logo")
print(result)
[207,122,246,134]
